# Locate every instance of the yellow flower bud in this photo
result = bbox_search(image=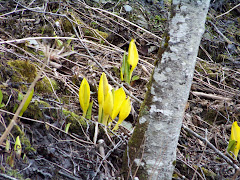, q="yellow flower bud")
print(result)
[79,78,90,117]
[113,97,131,131]
[127,39,138,77]
[228,121,240,159]
[111,87,126,120]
